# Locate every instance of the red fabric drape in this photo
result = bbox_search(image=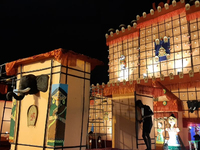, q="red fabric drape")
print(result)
[106,31,139,46]
[0,84,8,94]
[6,48,103,76]
[186,11,200,21]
